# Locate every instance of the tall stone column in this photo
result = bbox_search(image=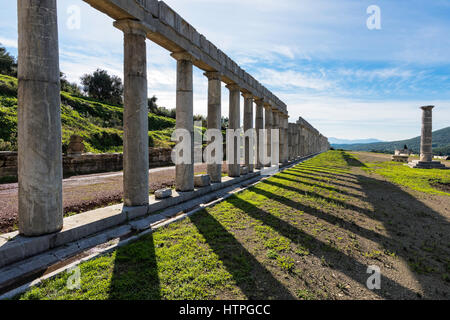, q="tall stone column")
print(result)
[254,99,264,169]
[272,110,281,164]
[226,84,241,177]
[408,105,445,169]
[205,71,222,183]
[288,123,294,160]
[172,52,194,191]
[115,19,149,206]
[420,105,434,162]
[243,93,254,172]
[18,0,62,236]
[264,104,273,166]
[282,115,289,162]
